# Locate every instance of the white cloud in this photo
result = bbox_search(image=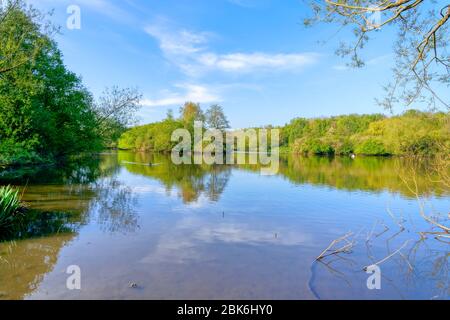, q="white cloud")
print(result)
[198,52,317,73]
[145,22,318,76]
[145,25,210,56]
[141,84,220,107]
